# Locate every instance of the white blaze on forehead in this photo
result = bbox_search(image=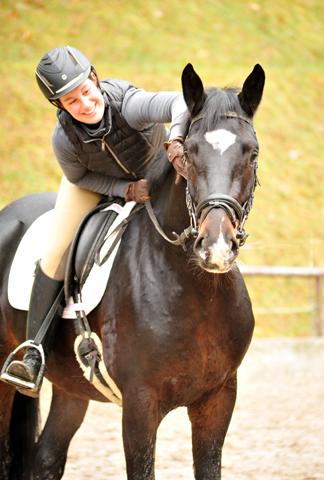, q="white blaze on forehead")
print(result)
[205,129,236,155]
